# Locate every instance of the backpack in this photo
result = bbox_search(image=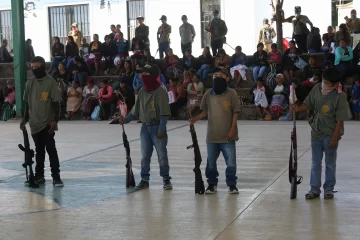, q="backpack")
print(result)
[91,105,101,120]
[262,27,273,43]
